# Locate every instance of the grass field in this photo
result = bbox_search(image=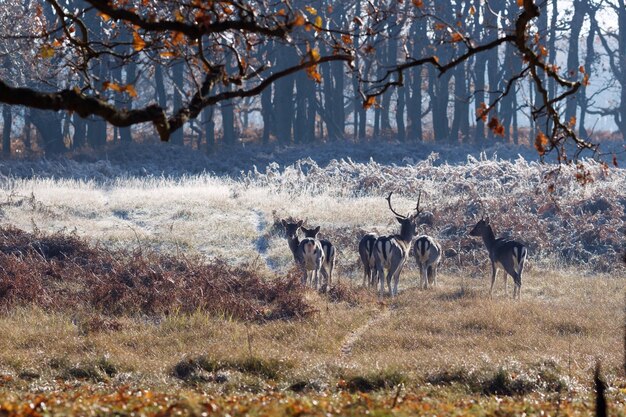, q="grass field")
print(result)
[0,154,623,415]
